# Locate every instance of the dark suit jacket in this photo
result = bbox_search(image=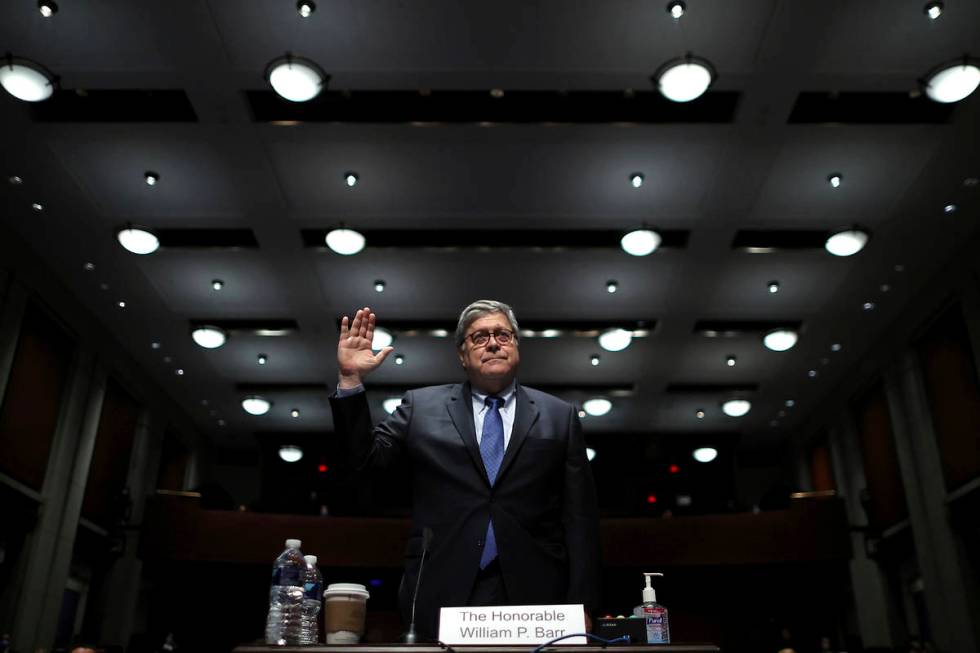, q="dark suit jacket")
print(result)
[329,381,601,639]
